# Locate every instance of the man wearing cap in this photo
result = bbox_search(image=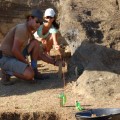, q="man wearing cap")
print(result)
[0,9,60,85]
